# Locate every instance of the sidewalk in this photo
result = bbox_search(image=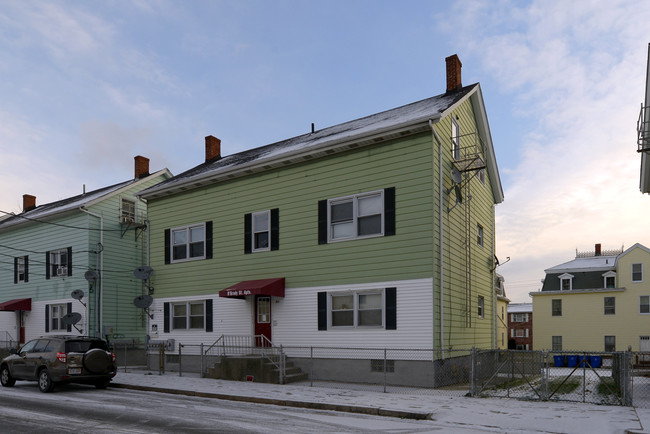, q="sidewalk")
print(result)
[111,369,650,433]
